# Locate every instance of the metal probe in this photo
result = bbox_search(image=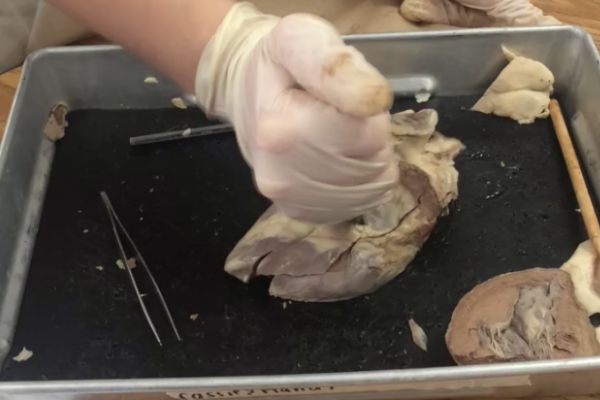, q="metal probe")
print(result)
[129,123,233,146]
